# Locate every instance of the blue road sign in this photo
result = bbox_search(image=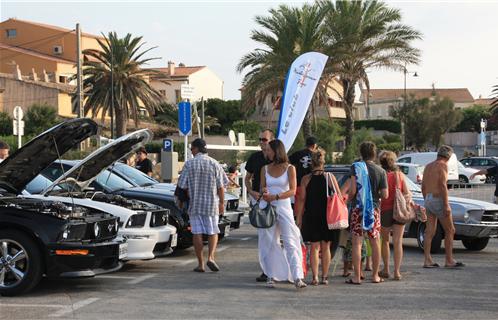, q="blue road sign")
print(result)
[178,101,192,136]
[163,138,173,152]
